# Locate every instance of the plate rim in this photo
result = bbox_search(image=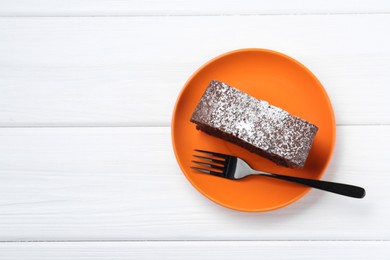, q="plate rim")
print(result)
[171,48,336,212]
